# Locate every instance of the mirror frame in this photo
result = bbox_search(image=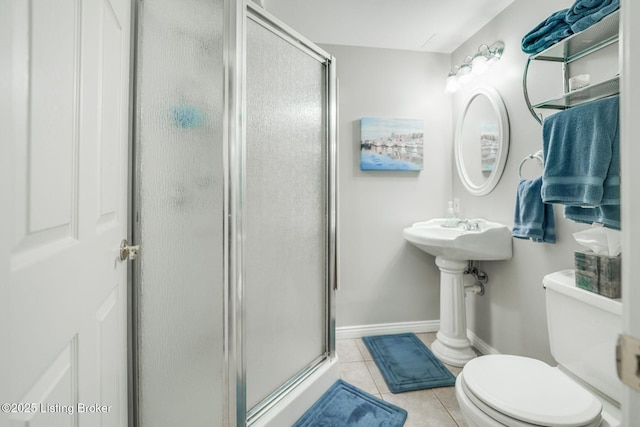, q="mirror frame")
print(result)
[454,86,510,196]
